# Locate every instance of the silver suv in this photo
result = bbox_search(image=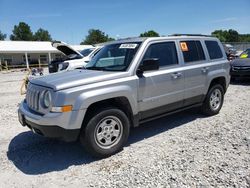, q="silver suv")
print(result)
[18,36,230,157]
